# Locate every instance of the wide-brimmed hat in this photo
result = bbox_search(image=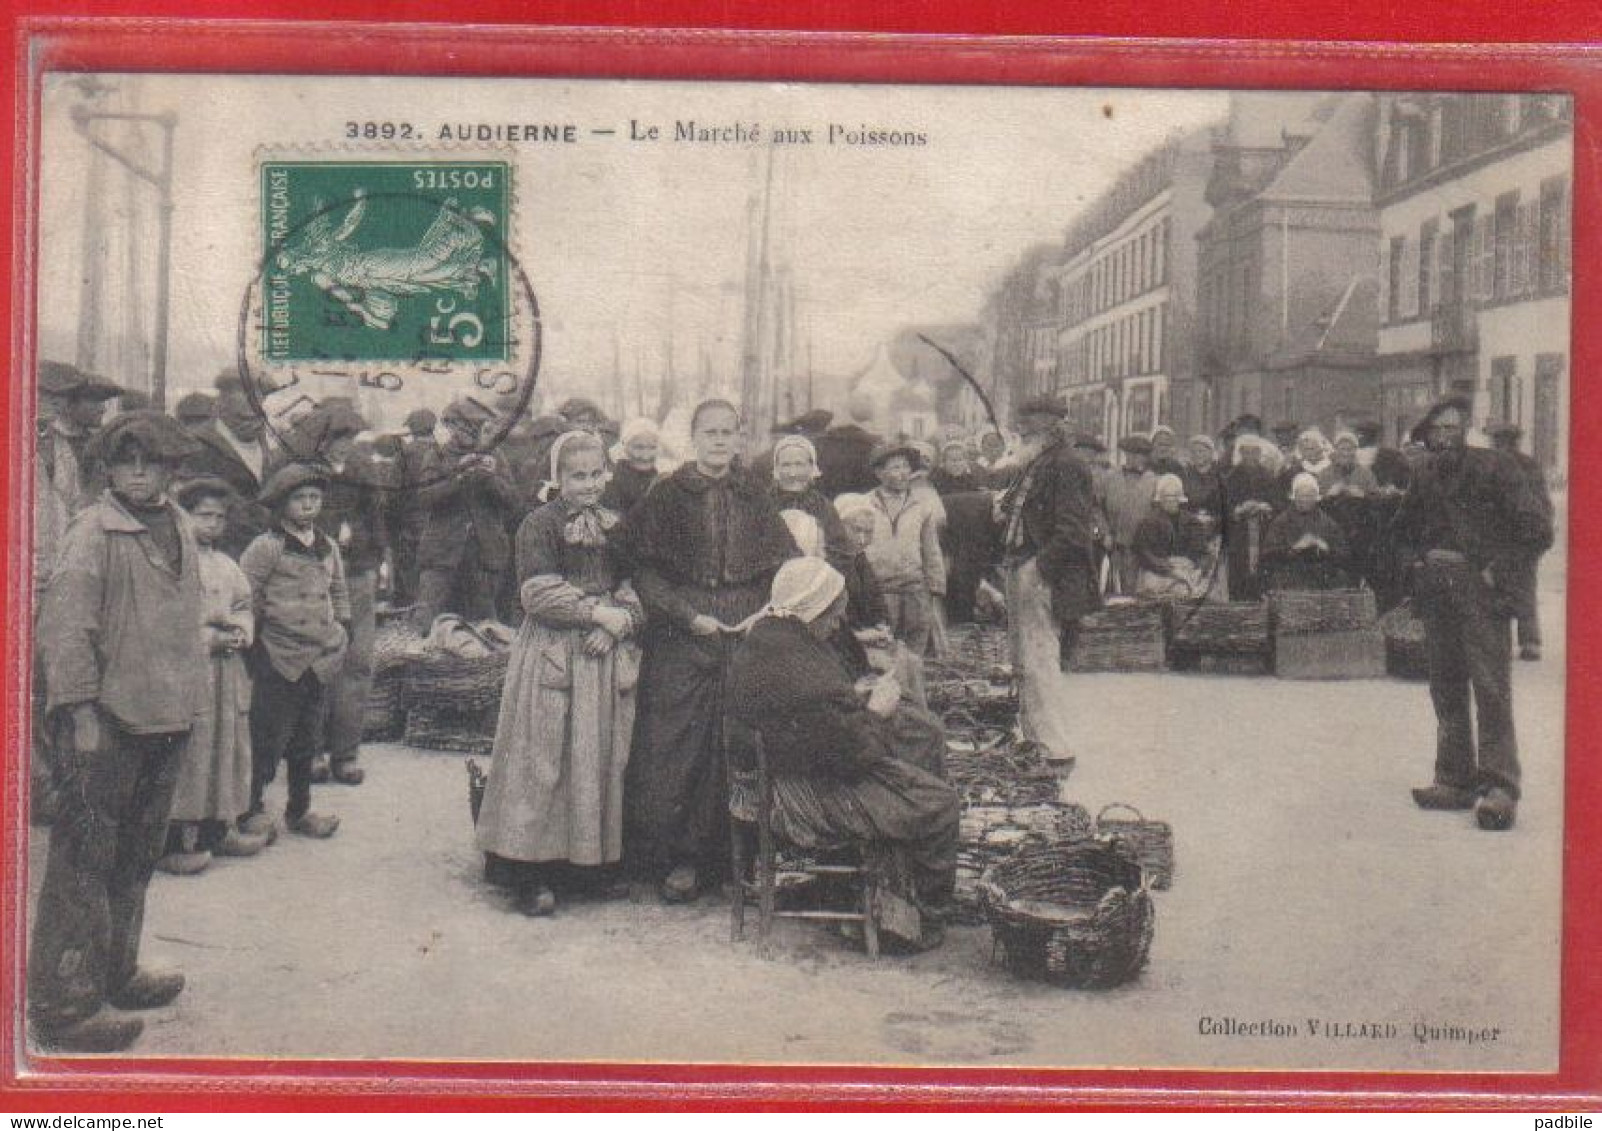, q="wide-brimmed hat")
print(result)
[1015,394,1068,419]
[259,460,331,508]
[773,409,834,436]
[86,410,200,465]
[868,440,923,470]
[39,360,123,402]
